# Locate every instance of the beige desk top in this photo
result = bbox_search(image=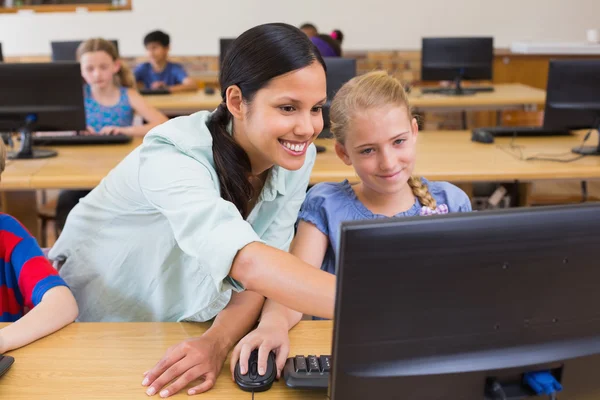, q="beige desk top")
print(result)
[409,83,546,110]
[0,321,332,399]
[1,131,598,191]
[144,84,546,116]
[144,90,221,115]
